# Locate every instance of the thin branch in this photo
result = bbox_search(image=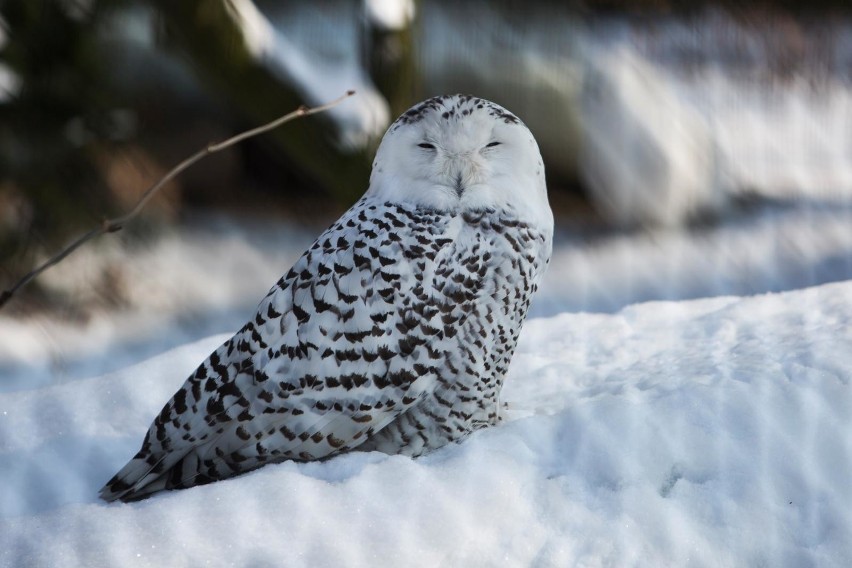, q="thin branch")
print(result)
[0,90,356,310]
